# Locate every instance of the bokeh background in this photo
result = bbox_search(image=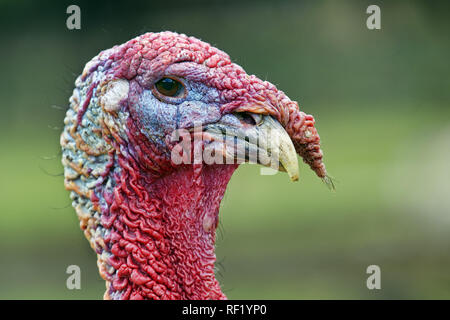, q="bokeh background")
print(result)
[0,0,449,299]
